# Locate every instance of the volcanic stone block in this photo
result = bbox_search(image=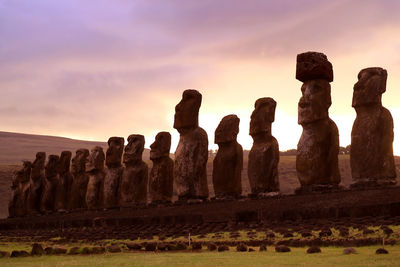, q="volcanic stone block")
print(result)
[296,51,333,82]
[248,98,280,194]
[85,146,105,209]
[103,137,124,208]
[54,151,72,212]
[120,134,148,205]
[27,152,46,215]
[69,149,89,210]
[296,52,341,190]
[40,155,60,213]
[213,114,243,199]
[8,161,31,217]
[350,67,396,187]
[174,89,209,200]
[149,132,174,203]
